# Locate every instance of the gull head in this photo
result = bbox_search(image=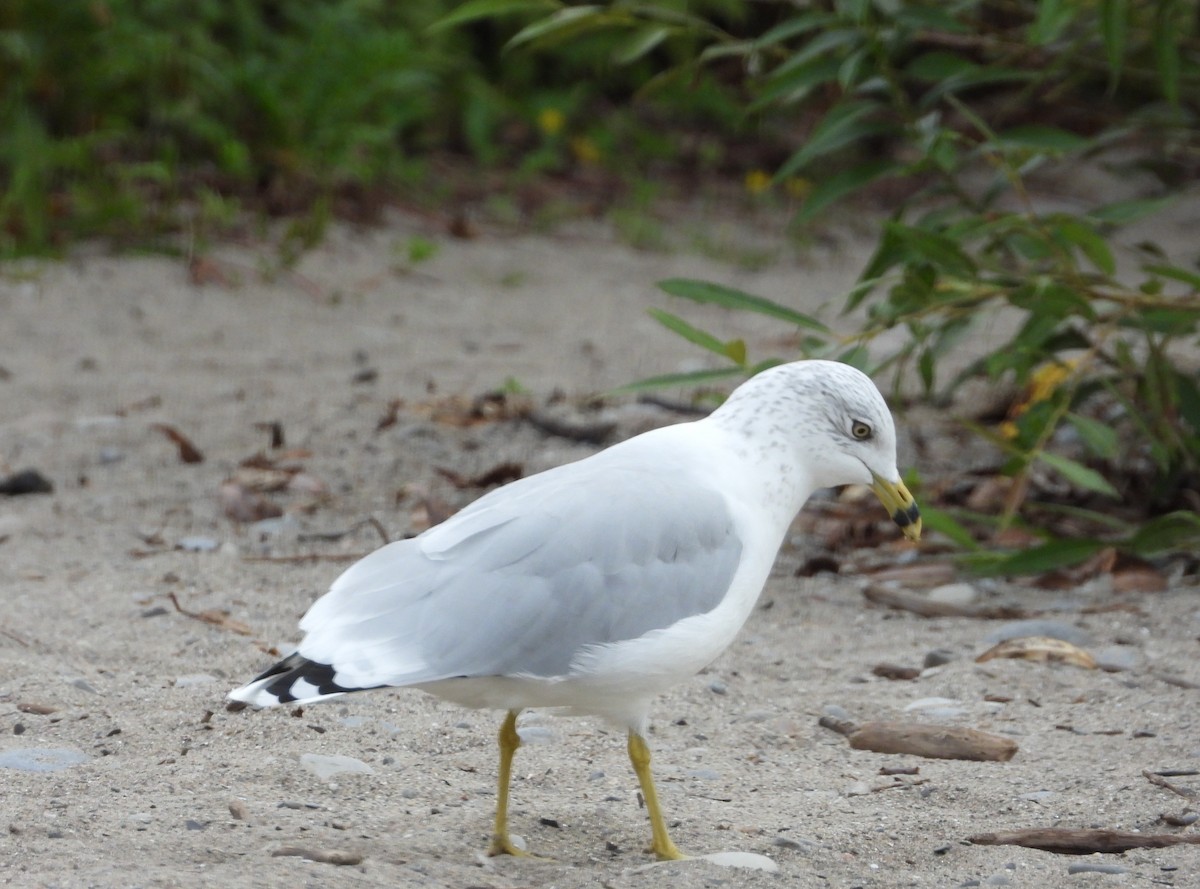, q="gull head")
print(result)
[714,360,921,540]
